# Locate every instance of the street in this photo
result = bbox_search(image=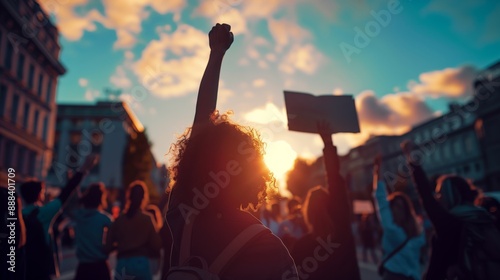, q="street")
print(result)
[57,248,382,280]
